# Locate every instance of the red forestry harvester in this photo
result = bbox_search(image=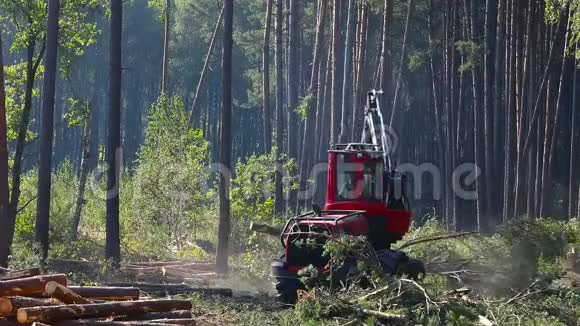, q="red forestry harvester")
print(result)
[271,90,425,303]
